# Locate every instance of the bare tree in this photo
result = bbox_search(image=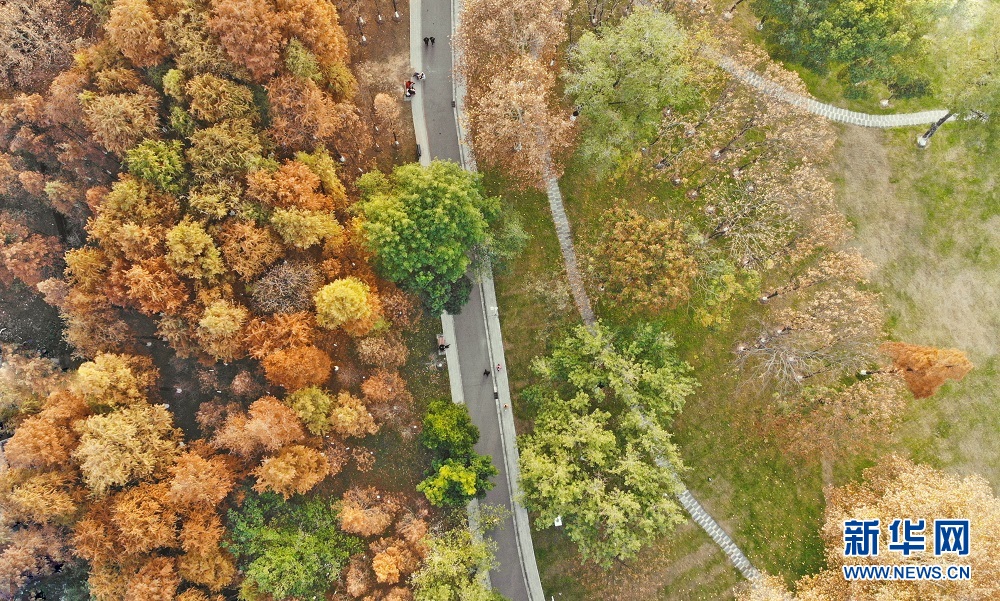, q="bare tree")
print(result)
[737,286,884,387]
[0,0,84,93]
